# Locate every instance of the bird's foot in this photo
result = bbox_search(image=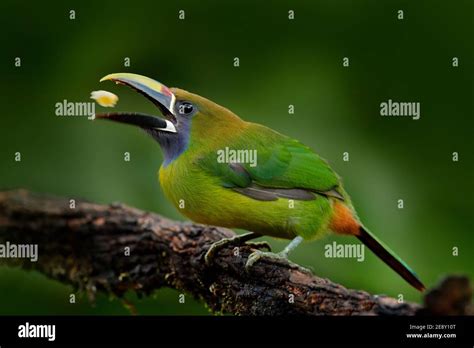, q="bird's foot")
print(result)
[204,232,271,265]
[245,249,312,274]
